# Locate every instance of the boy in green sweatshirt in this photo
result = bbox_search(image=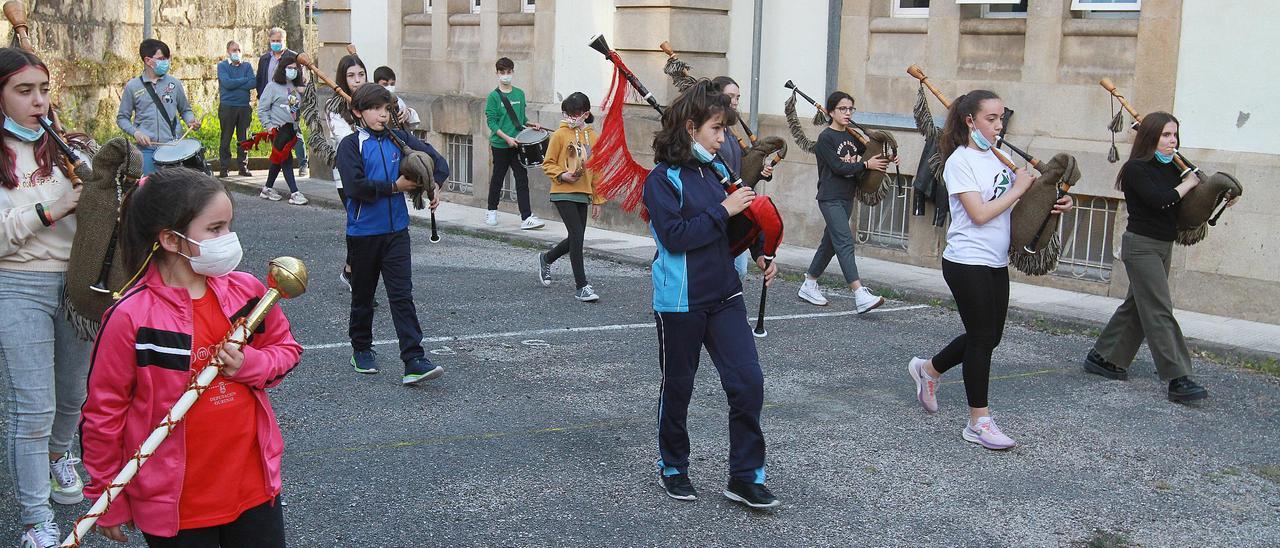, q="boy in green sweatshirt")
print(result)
[484,57,544,229]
